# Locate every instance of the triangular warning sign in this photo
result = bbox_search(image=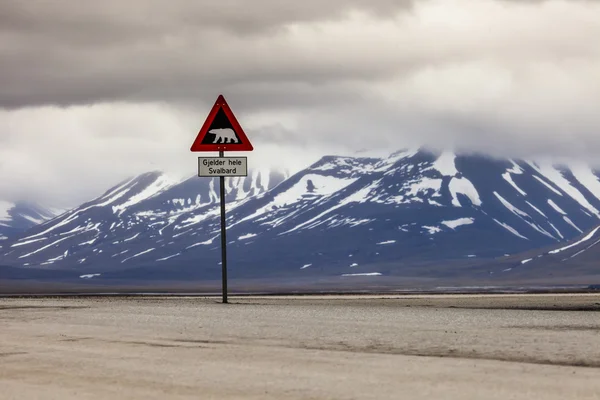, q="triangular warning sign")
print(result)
[190,95,254,152]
